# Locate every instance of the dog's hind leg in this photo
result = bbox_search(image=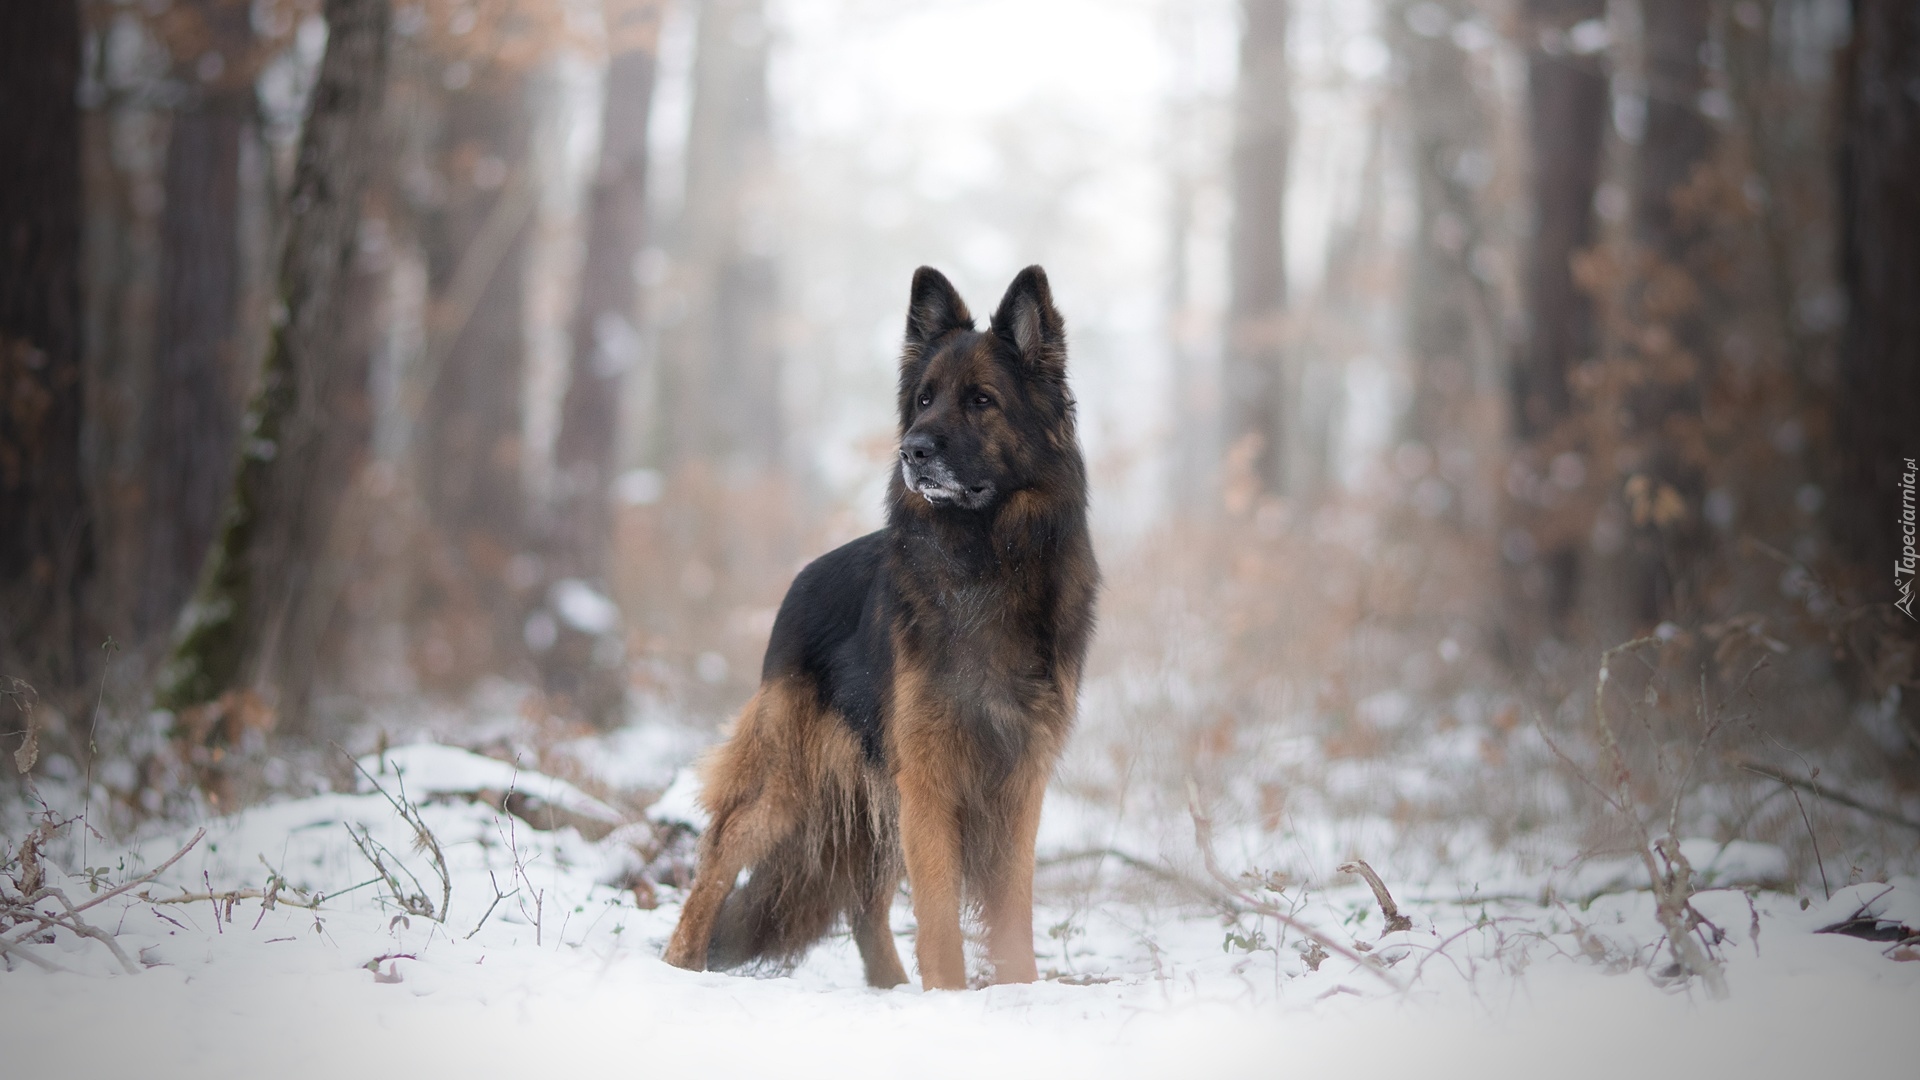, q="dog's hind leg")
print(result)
[666,686,801,972]
[664,791,783,972]
[851,870,907,988]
